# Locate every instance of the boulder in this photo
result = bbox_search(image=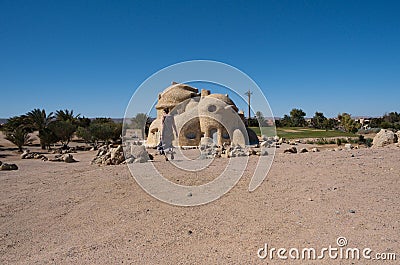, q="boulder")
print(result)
[21,150,30,159]
[244,147,256,156]
[284,147,297,154]
[221,152,229,158]
[260,141,269,148]
[259,147,268,156]
[200,137,214,146]
[129,145,150,163]
[110,145,125,164]
[372,129,396,147]
[311,147,320,152]
[344,143,353,150]
[0,163,18,170]
[300,148,308,153]
[62,154,76,163]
